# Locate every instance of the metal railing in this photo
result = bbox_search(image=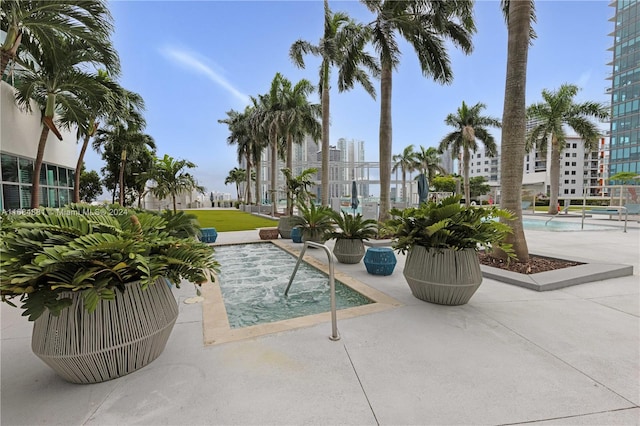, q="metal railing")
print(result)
[285,241,340,341]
